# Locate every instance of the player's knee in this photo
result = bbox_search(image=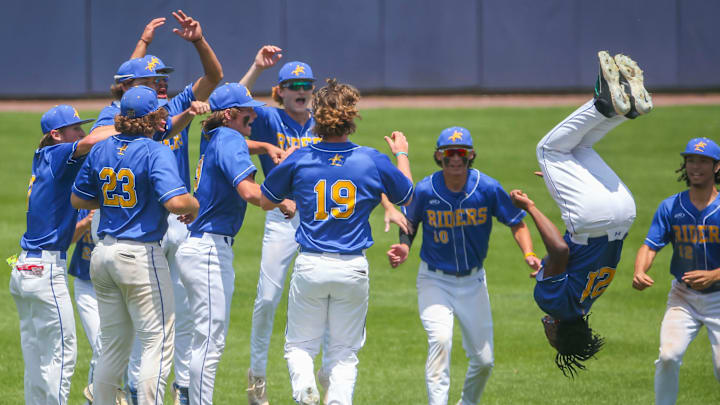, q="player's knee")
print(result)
[655,348,682,371]
[428,330,453,351]
[469,353,494,373]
